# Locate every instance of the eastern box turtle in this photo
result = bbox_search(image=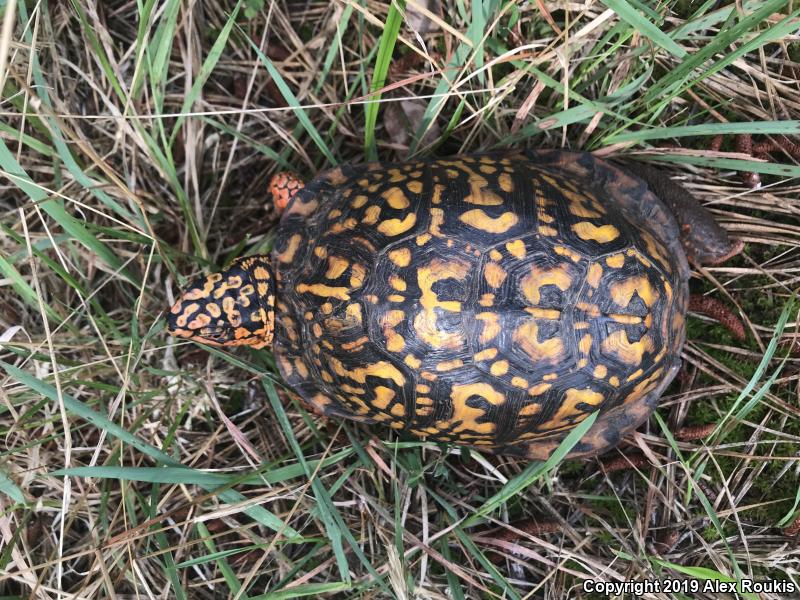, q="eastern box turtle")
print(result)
[167,150,741,459]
